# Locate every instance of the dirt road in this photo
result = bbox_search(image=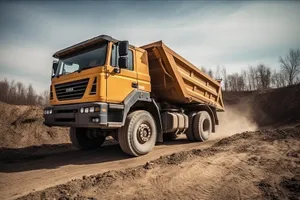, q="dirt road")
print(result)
[1,84,299,199]
[12,123,300,200]
[0,90,258,200]
[0,136,220,200]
